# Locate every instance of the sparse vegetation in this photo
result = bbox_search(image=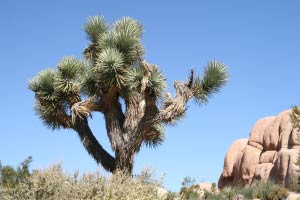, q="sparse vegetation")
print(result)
[0,156,32,188]
[0,163,167,200]
[203,181,288,200]
[179,176,199,200]
[210,183,216,193]
[0,159,293,200]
